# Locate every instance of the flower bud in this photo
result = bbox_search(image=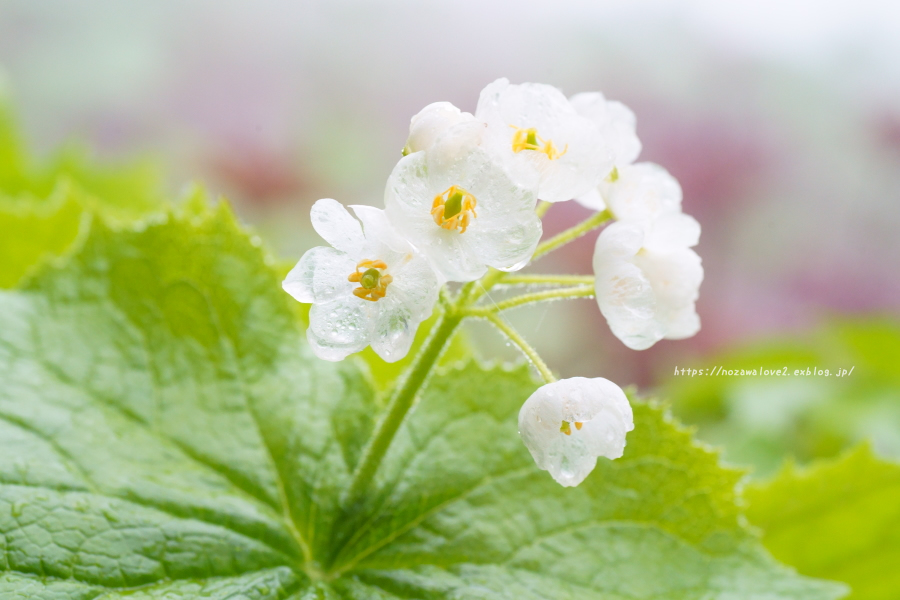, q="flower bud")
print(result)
[403,102,474,155]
